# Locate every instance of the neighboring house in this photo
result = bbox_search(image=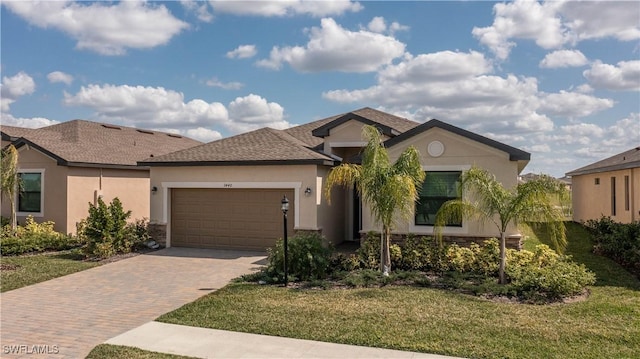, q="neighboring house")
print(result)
[557,176,572,191]
[567,147,640,224]
[0,120,201,234]
[140,108,530,251]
